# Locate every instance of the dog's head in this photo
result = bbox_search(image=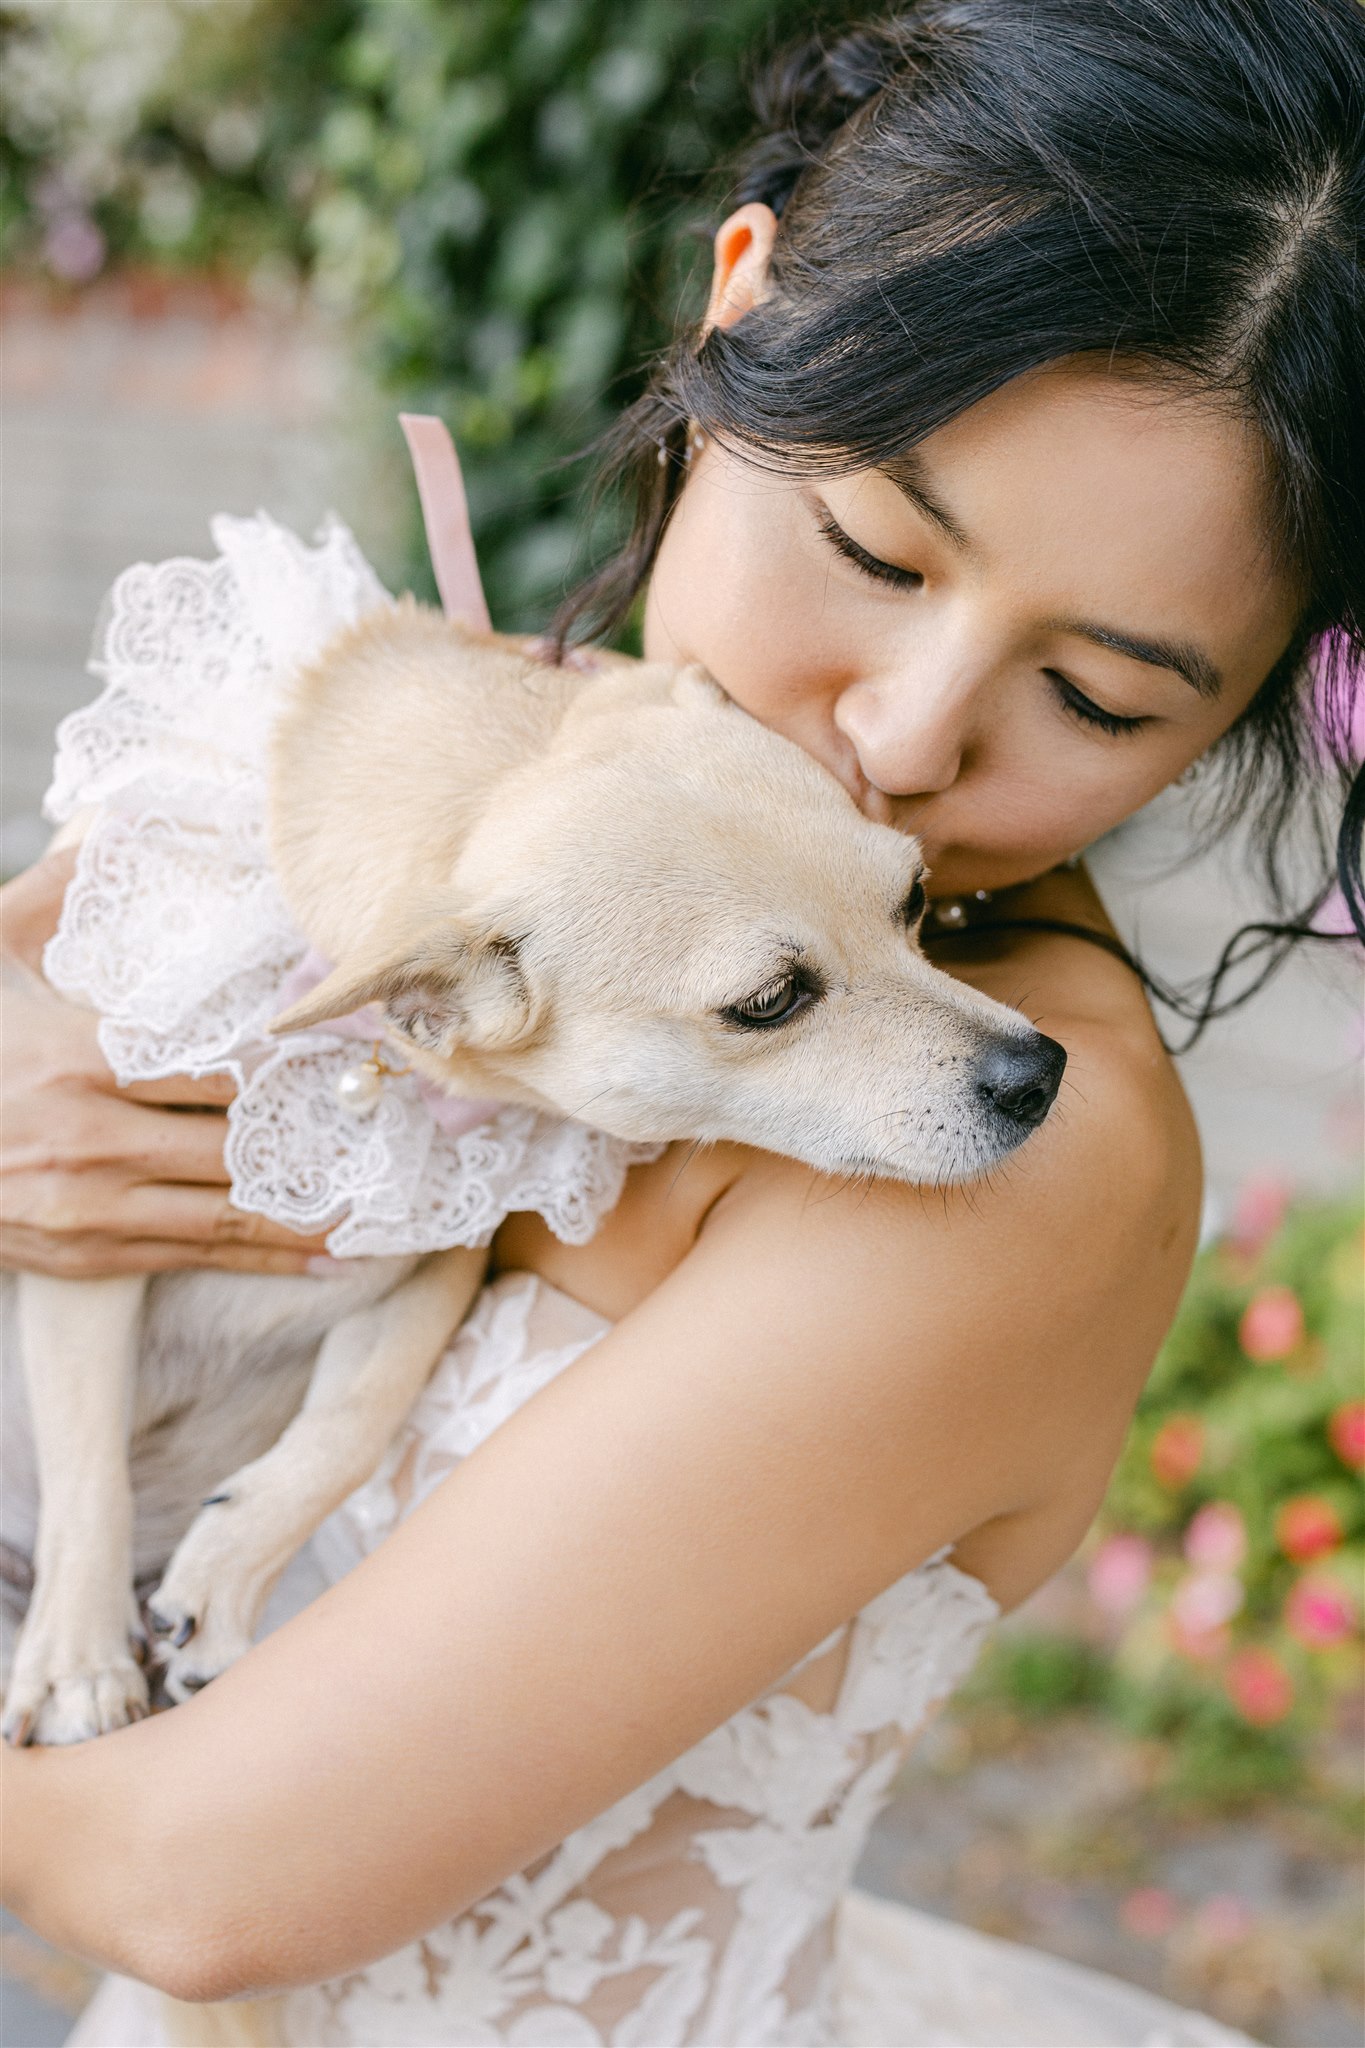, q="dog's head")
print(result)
[272,666,1064,1184]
